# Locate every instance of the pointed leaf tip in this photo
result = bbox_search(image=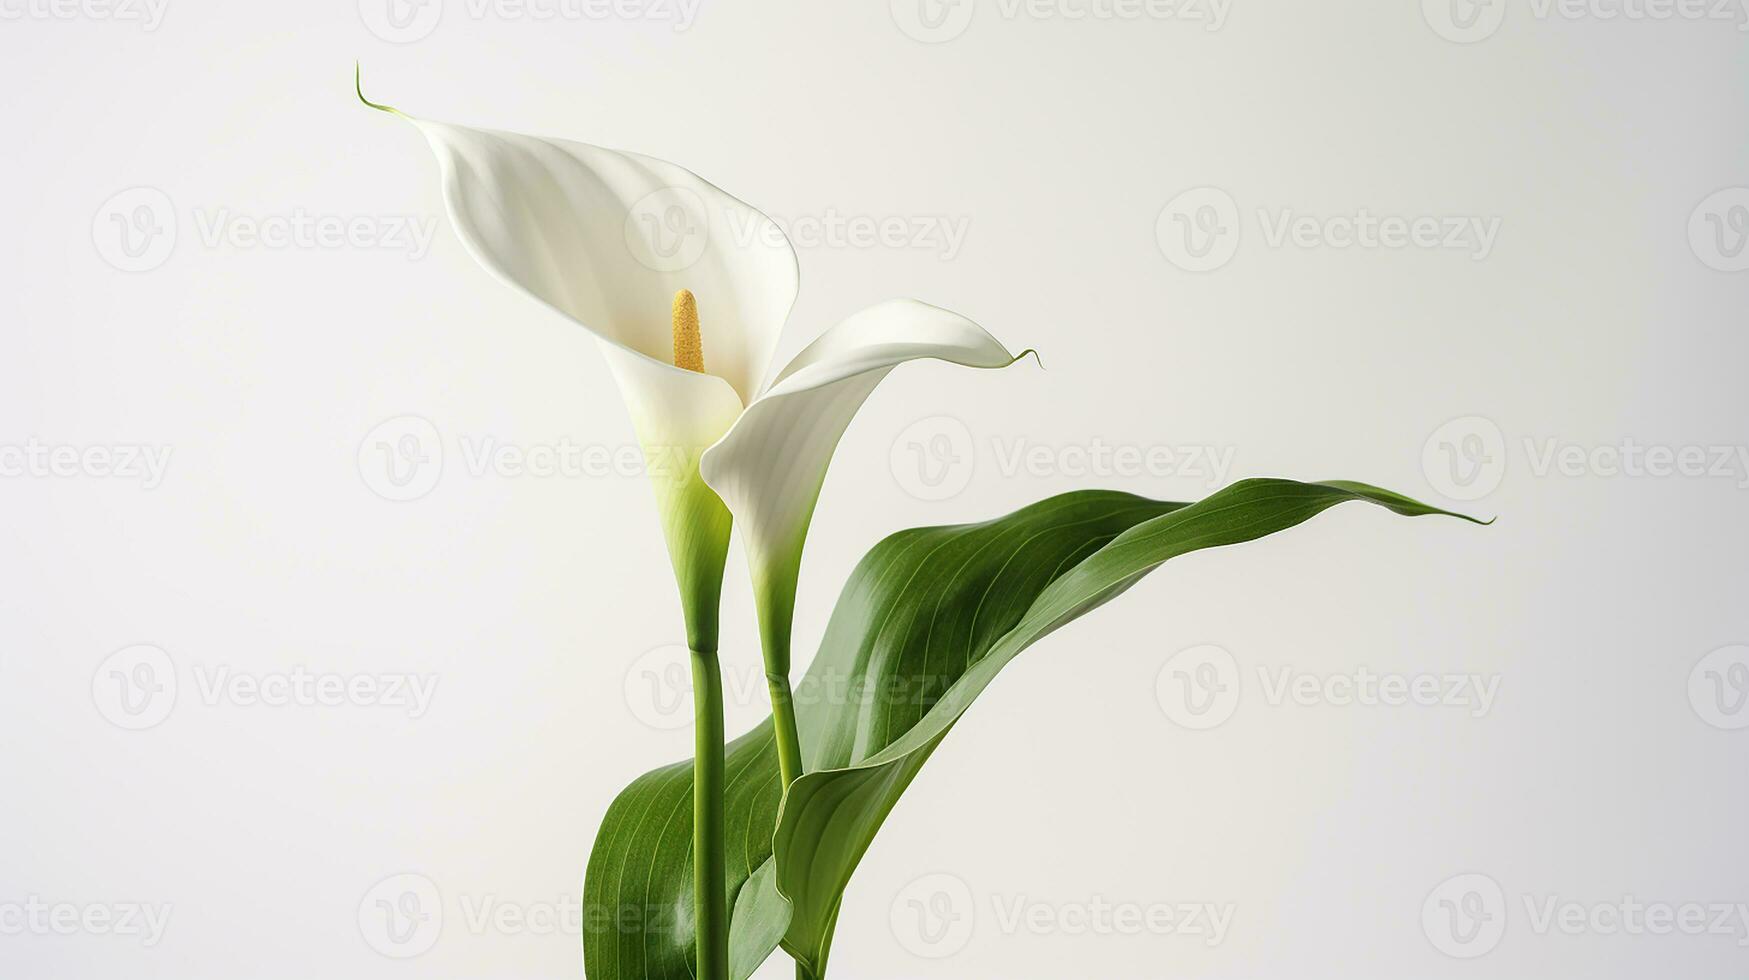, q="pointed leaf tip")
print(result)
[354,63,402,116]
